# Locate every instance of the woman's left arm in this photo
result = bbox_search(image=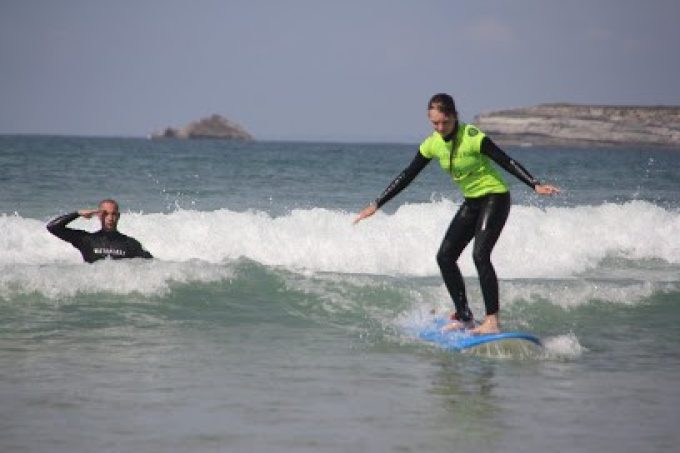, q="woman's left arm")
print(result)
[481,137,560,195]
